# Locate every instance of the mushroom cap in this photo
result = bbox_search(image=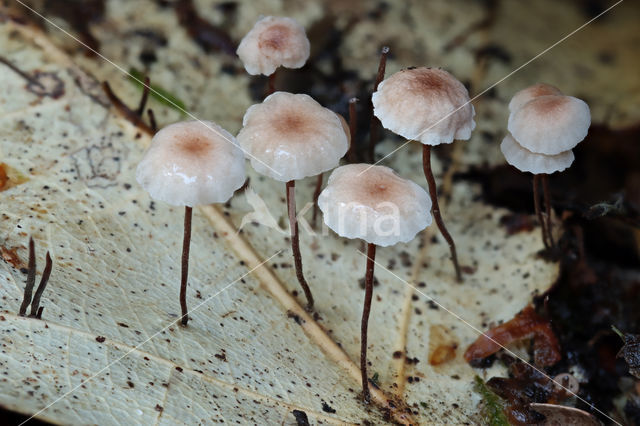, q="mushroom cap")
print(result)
[500,133,574,174]
[236,16,310,76]
[508,95,591,155]
[508,83,563,113]
[237,92,349,181]
[136,120,246,207]
[372,67,476,146]
[318,164,432,247]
